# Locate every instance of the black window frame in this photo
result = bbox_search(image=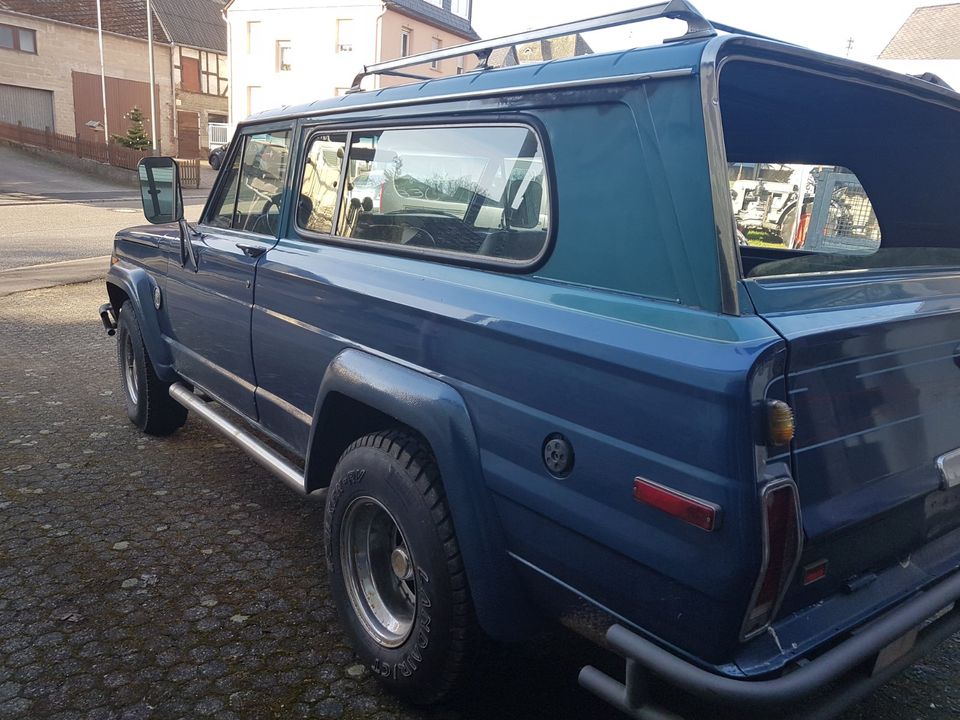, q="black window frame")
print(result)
[0,23,37,54]
[291,116,557,273]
